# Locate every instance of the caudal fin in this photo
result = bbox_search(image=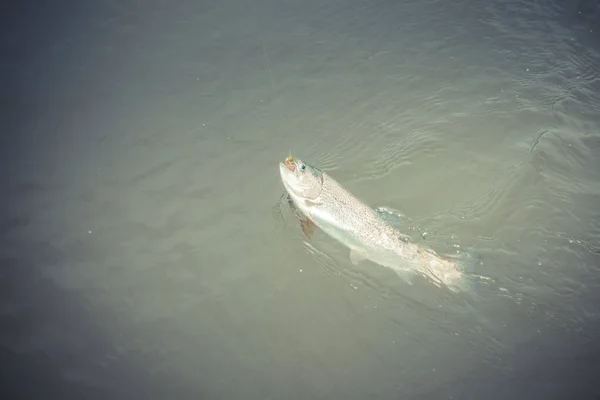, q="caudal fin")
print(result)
[454,249,482,274]
[446,249,493,293]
